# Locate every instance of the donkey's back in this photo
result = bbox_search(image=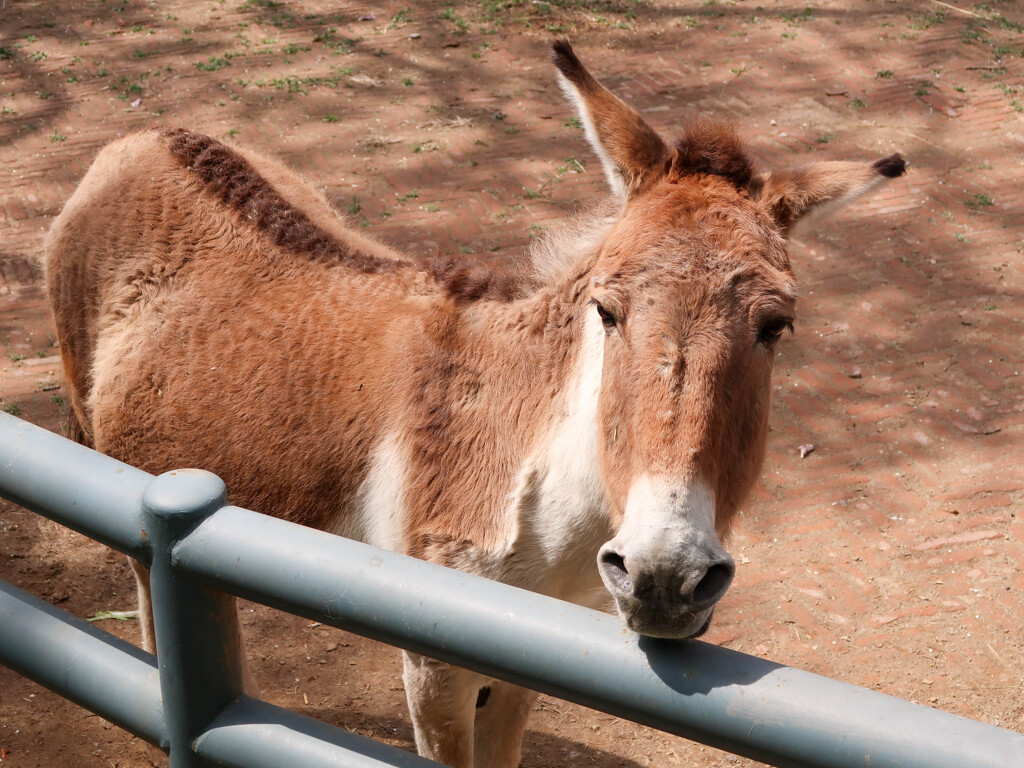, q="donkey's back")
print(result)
[45,128,429,528]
